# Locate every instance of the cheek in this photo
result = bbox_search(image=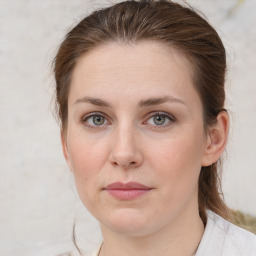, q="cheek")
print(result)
[67,128,107,171]
[147,128,205,189]
[147,137,202,216]
[66,131,109,201]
